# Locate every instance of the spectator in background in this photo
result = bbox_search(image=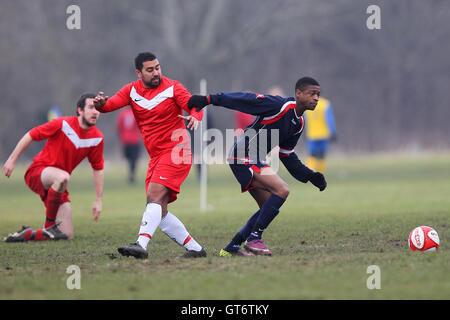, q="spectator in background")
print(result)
[267,86,285,97]
[235,111,254,132]
[117,106,142,184]
[188,110,215,181]
[47,105,62,121]
[303,97,337,174]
